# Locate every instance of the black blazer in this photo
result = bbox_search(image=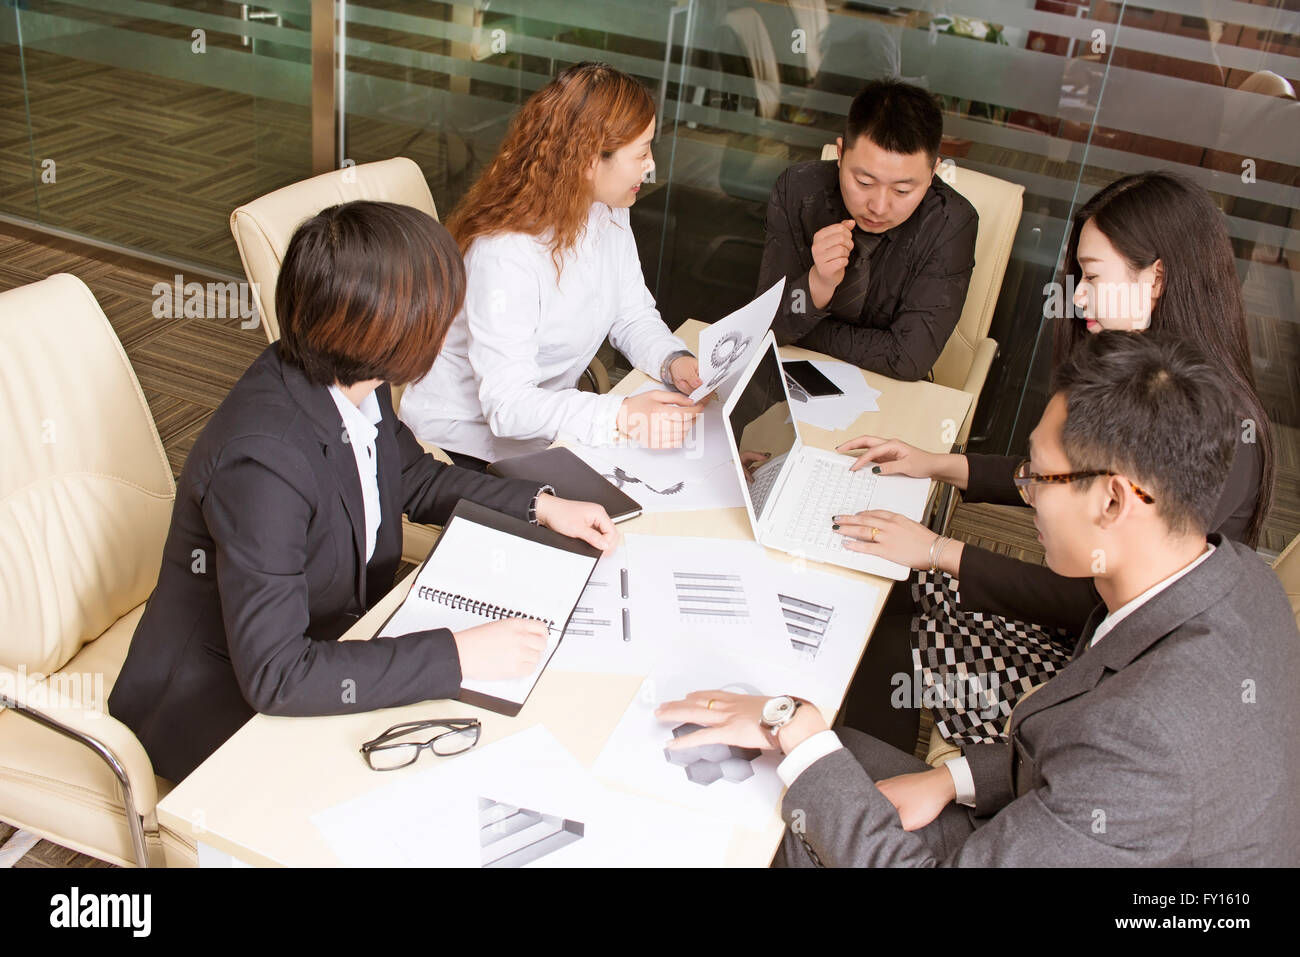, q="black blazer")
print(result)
[108,344,544,782]
[956,437,1263,632]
